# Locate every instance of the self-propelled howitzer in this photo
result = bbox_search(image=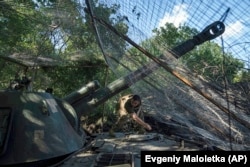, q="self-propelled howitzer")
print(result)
[0,21,224,167]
